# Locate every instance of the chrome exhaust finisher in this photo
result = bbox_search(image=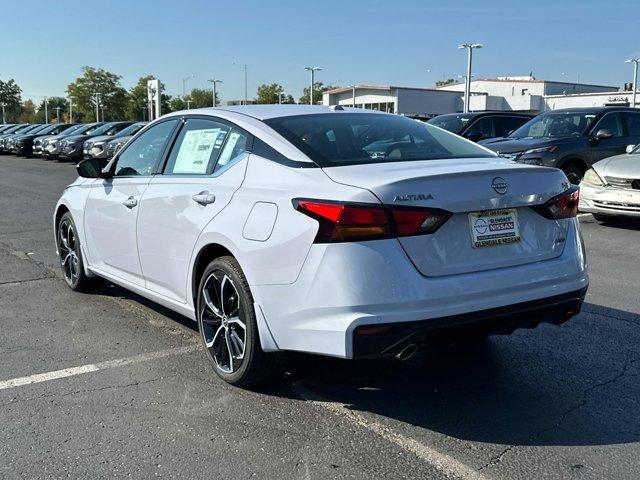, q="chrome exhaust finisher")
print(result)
[395,344,418,361]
